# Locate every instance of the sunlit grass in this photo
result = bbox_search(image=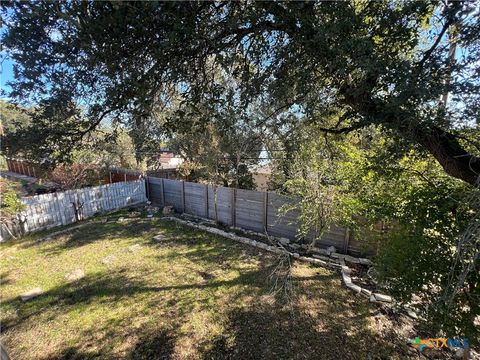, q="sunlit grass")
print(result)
[1,215,412,359]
